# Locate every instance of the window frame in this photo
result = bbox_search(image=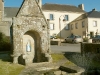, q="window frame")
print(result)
[50,23,54,30]
[65,24,70,30]
[64,15,69,21]
[50,14,54,20]
[93,21,97,27]
[82,21,85,28]
[75,23,78,29]
[71,24,73,30]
